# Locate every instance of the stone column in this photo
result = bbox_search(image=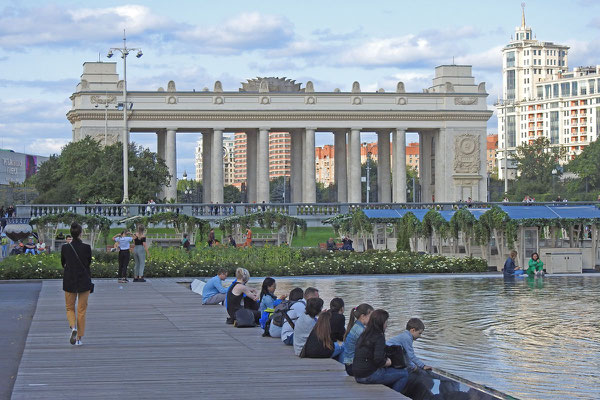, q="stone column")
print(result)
[211,129,224,204]
[333,129,347,202]
[165,128,177,201]
[392,128,407,203]
[156,130,166,200]
[348,128,361,203]
[303,128,316,203]
[256,127,270,203]
[290,129,303,203]
[246,130,257,203]
[377,130,391,203]
[202,132,212,203]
